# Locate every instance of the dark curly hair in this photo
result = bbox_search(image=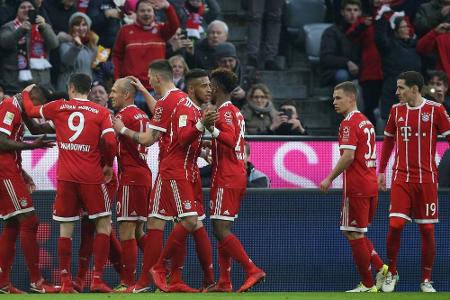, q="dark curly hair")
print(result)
[210,68,238,94]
